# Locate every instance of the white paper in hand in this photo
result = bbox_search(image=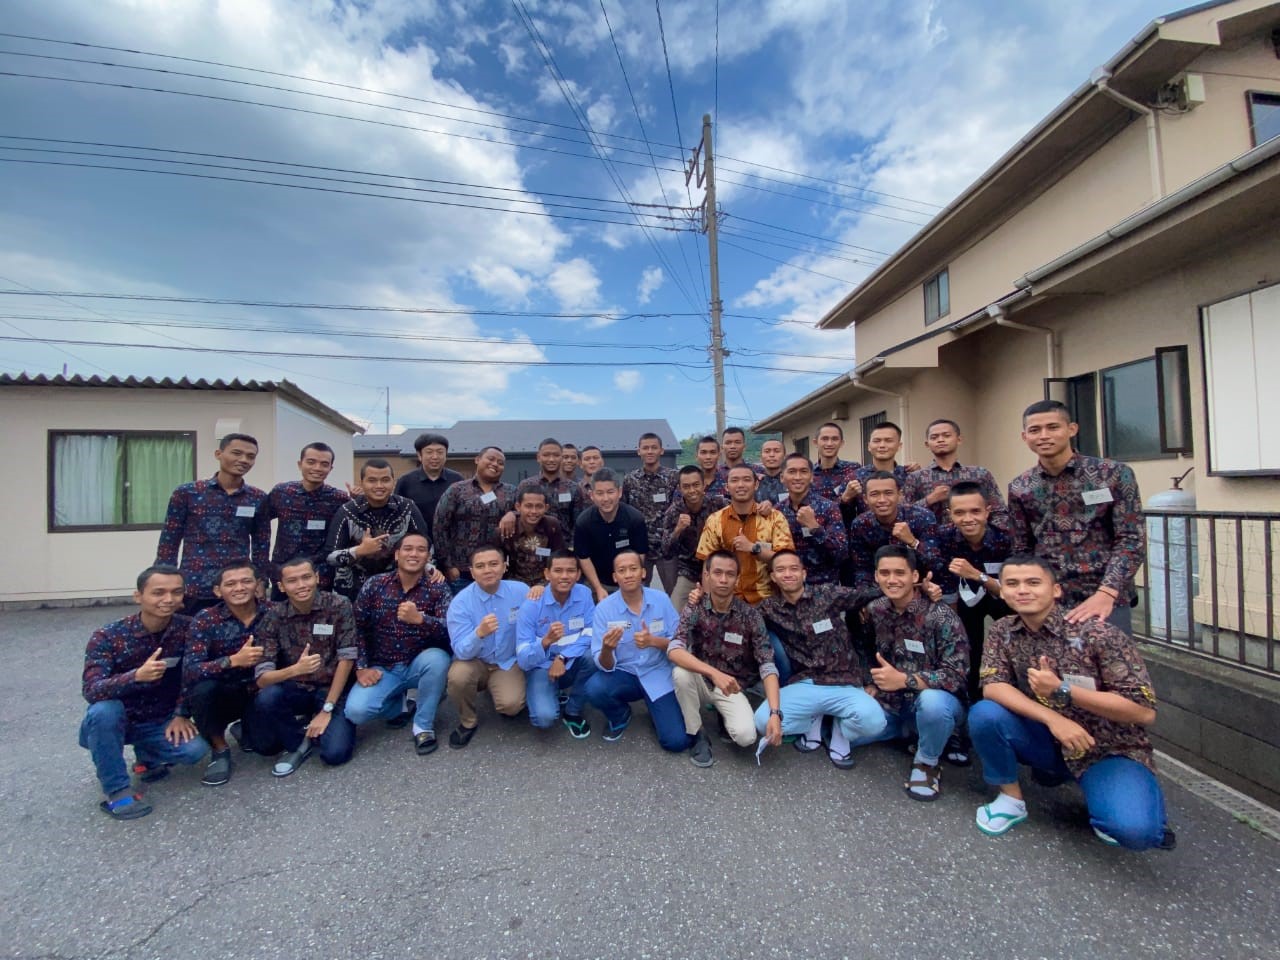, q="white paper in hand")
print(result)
[755,737,769,766]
